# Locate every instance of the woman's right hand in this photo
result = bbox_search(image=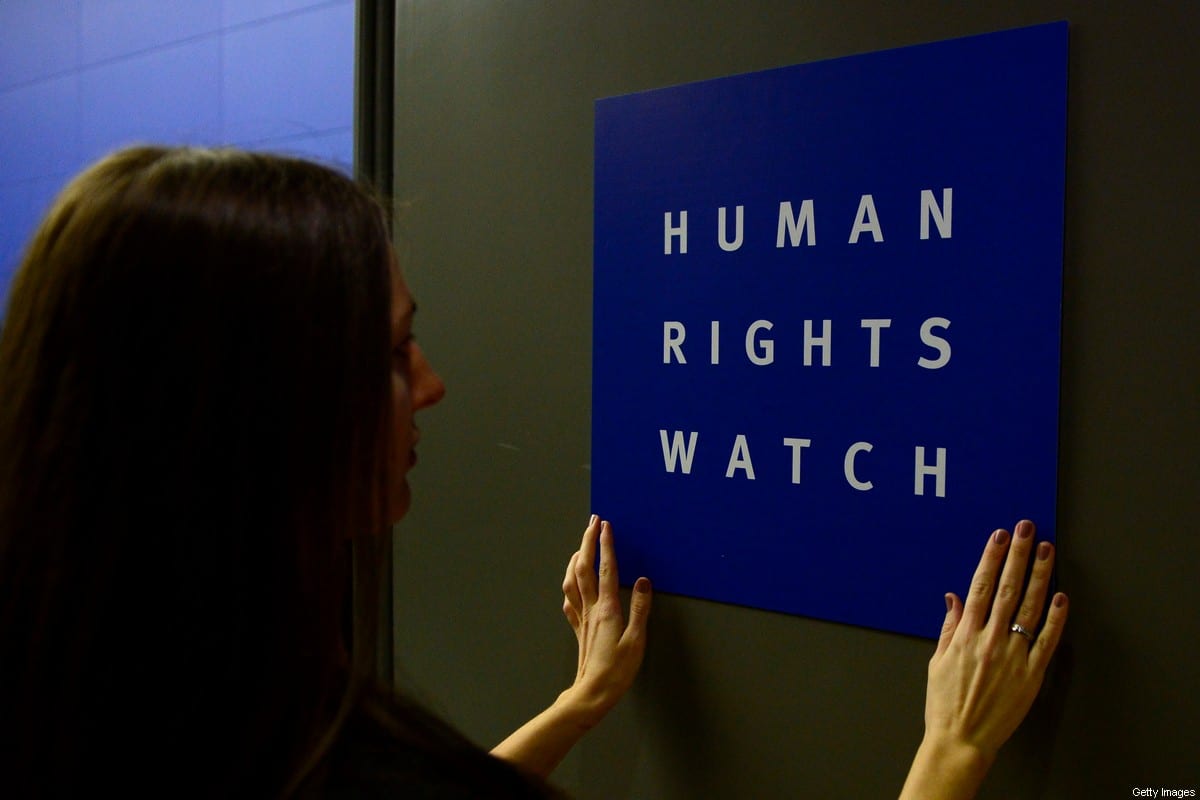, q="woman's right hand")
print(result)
[560,515,652,728]
[900,519,1069,800]
[491,515,651,778]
